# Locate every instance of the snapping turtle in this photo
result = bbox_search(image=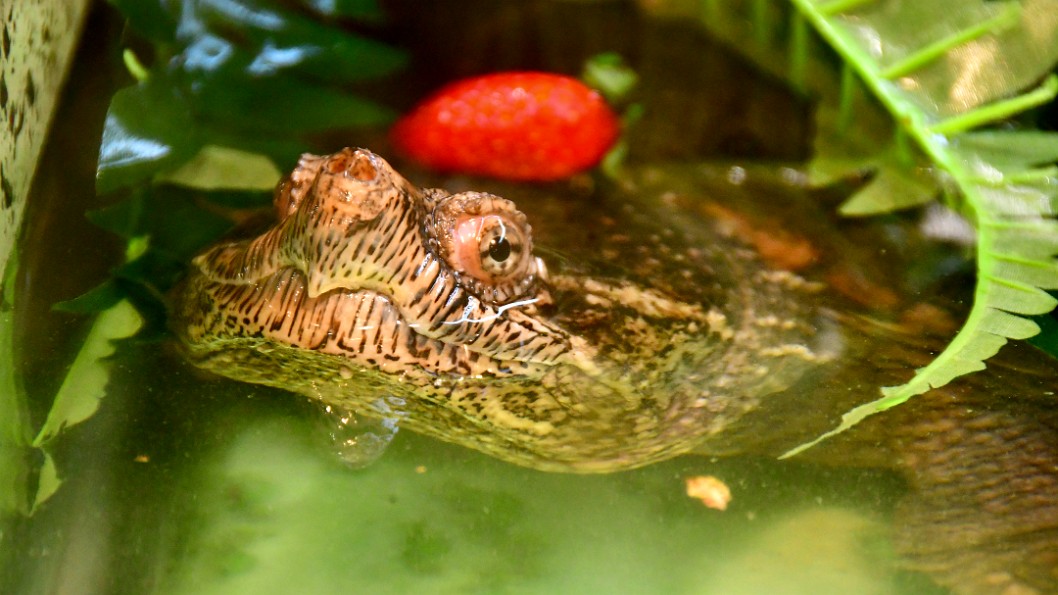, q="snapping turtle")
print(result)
[172,148,1058,594]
